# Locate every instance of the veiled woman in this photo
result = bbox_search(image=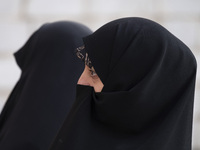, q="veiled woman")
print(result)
[50,17,197,150]
[0,21,92,150]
